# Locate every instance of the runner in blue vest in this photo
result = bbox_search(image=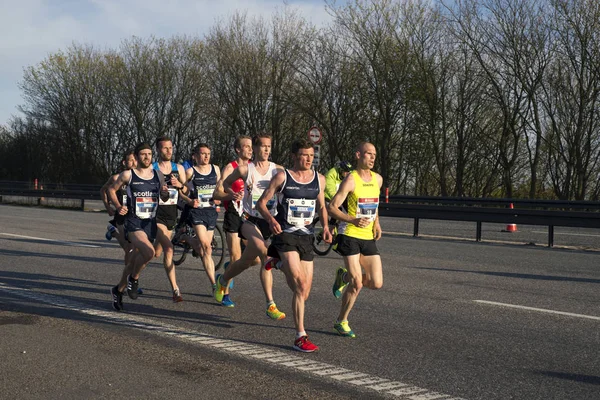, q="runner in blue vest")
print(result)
[152,136,188,303]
